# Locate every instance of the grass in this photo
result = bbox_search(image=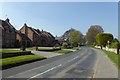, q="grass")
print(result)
[0,55,45,66]
[53,50,72,54]
[1,49,21,53]
[27,48,36,50]
[71,47,80,50]
[101,50,120,68]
